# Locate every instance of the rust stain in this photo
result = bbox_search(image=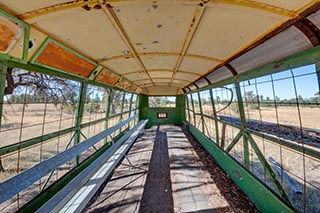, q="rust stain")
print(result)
[97,71,119,85]
[82,5,91,11]
[35,42,96,77]
[131,84,137,92]
[273,62,283,69]
[94,4,102,9]
[0,16,21,52]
